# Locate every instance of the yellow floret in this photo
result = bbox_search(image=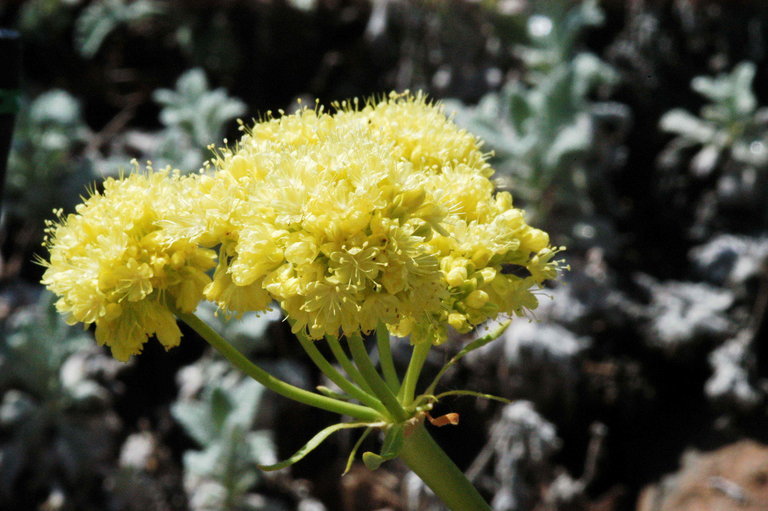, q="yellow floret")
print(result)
[42,91,565,356]
[41,169,216,361]
[194,91,564,342]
